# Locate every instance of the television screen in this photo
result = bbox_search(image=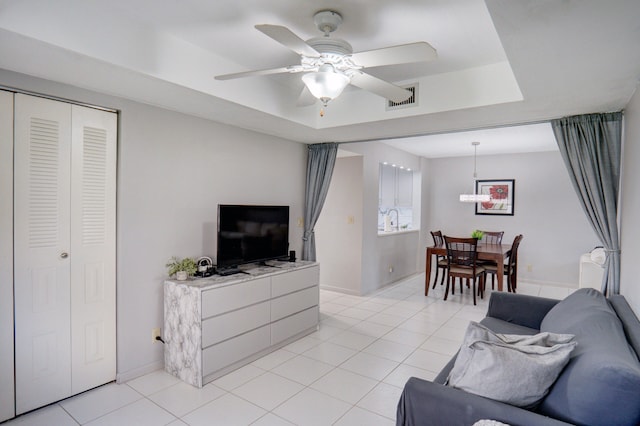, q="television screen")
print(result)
[217,204,289,269]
